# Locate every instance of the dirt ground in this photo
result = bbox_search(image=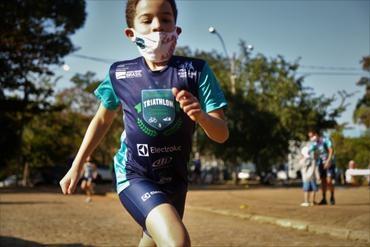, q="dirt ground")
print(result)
[186,185,370,232]
[0,186,369,246]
